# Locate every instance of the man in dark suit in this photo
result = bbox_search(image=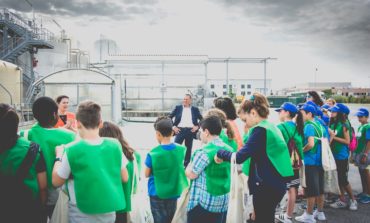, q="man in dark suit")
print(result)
[169,94,202,166]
